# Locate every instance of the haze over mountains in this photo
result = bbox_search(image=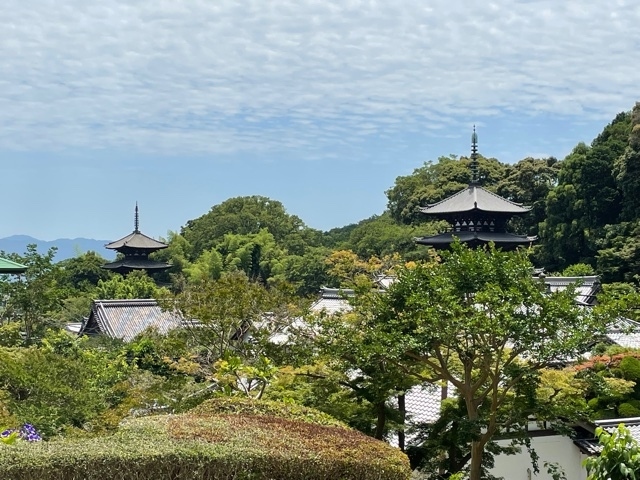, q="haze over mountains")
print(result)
[0,235,116,261]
